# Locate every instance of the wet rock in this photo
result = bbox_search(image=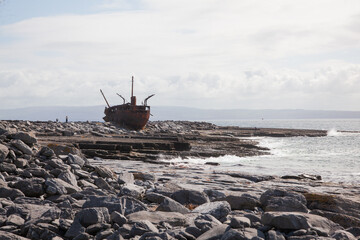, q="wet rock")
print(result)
[11,178,45,197]
[171,189,209,205]
[11,131,37,146]
[11,139,33,155]
[192,201,231,221]
[127,210,187,227]
[95,166,115,179]
[225,193,260,210]
[229,216,251,228]
[261,212,341,232]
[0,162,17,174]
[130,220,159,236]
[196,224,228,240]
[83,195,148,215]
[156,196,190,214]
[0,143,9,160]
